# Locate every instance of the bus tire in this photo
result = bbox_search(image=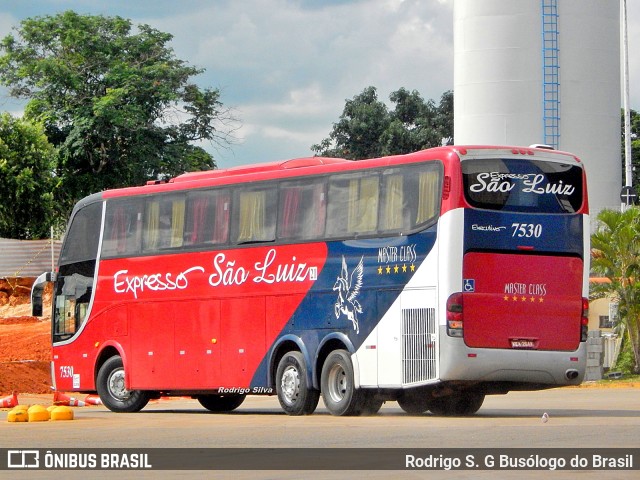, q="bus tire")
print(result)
[455,391,485,415]
[96,356,150,413]
[398,390,431,414]
[428,392,485,416]
[196,394,246,412]
[359,392,384,416]
[320,349,362,416]
[275,351,319,415]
